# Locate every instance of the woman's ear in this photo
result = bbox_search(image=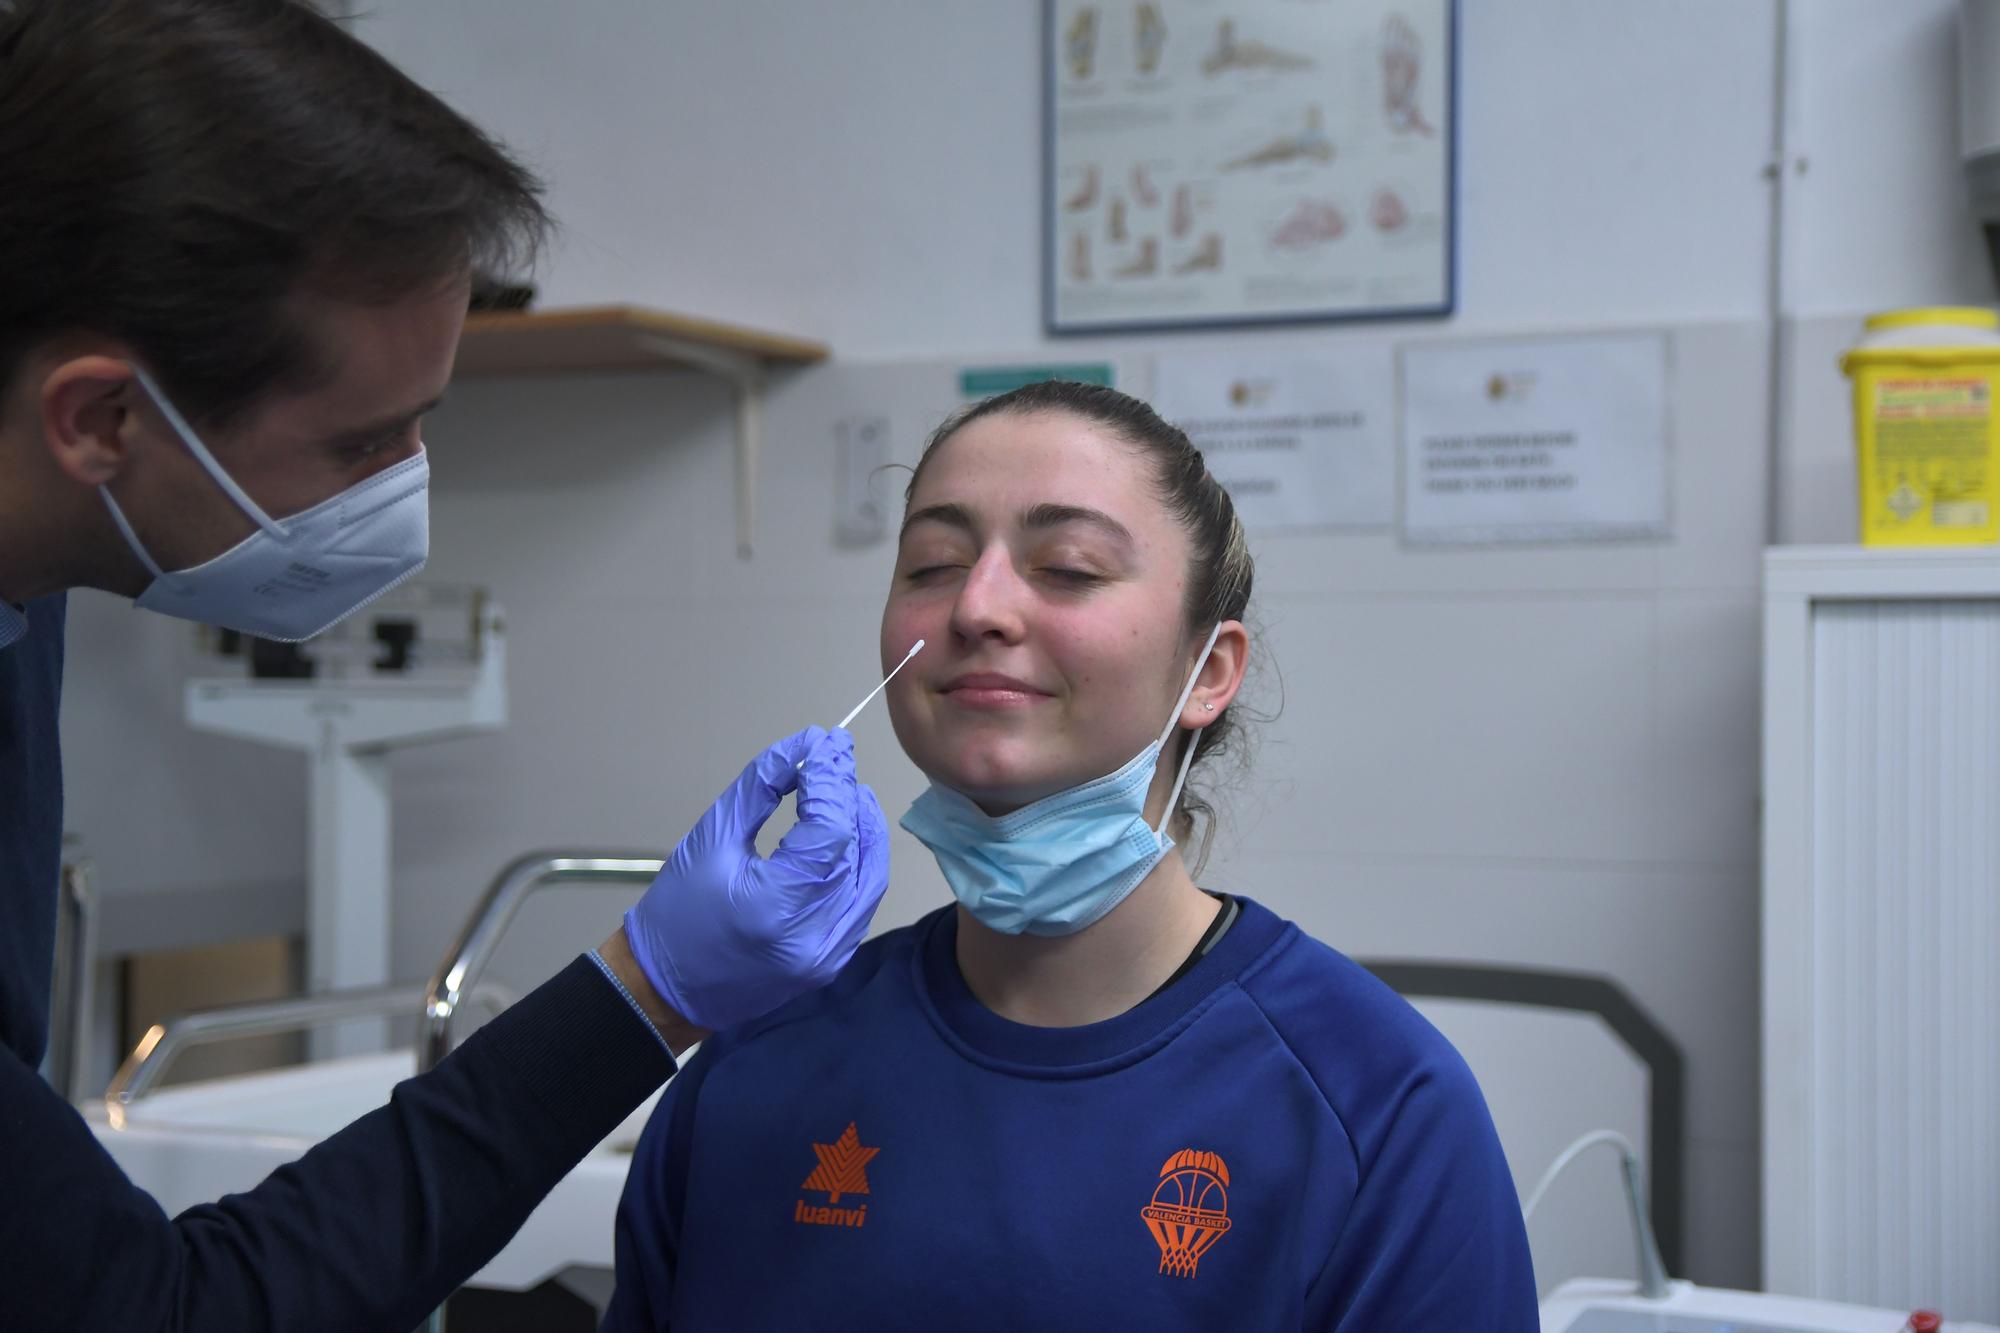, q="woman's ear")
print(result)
[1178,620,1249,729]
